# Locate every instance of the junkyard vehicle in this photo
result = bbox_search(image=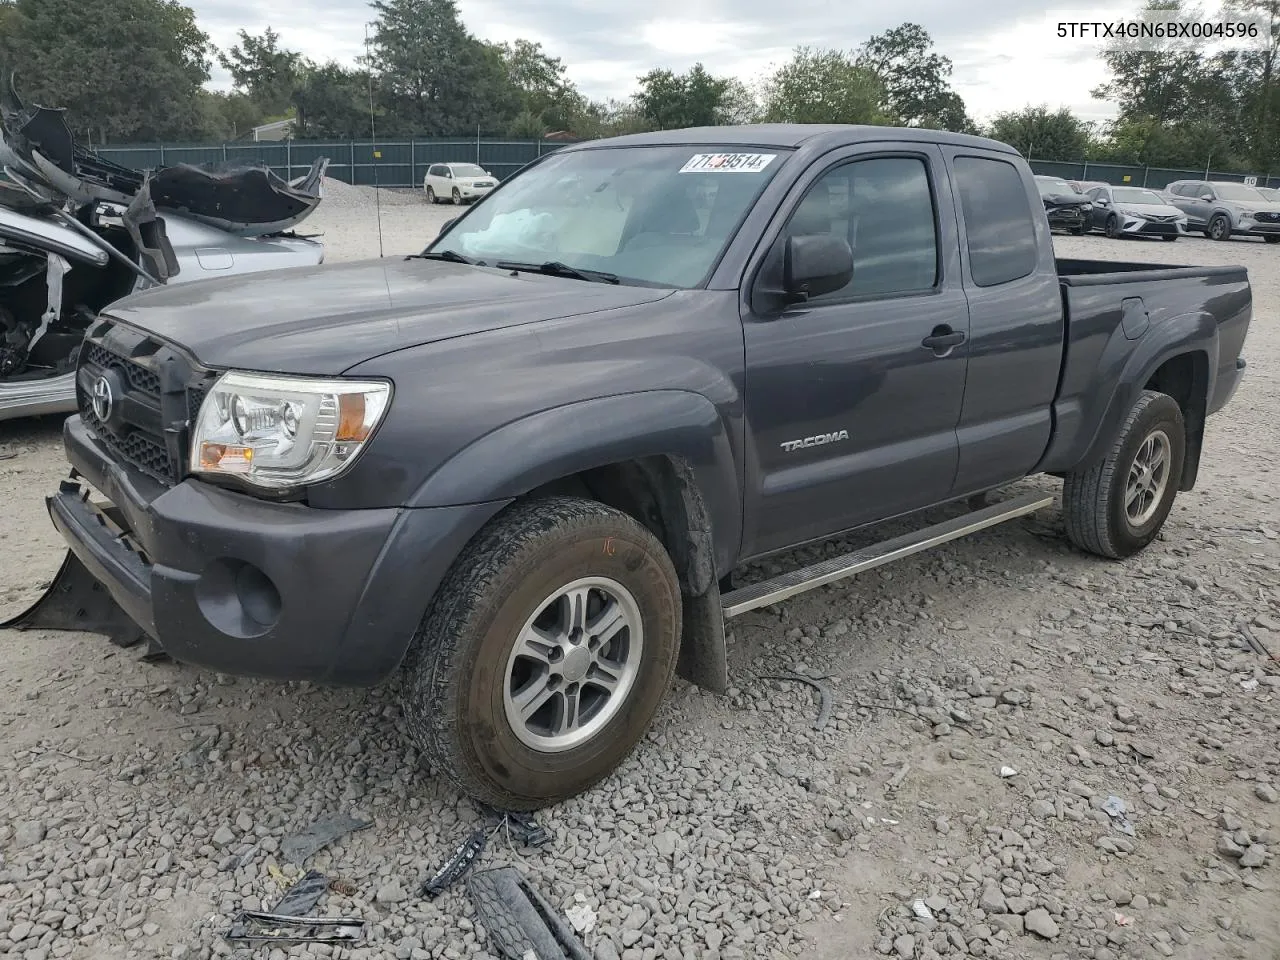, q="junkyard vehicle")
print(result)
[0,77,327,422]
[1162,180,1280,242]
[424,163,498,204]
[11,124,1251,811]
[1085,184,1188,240]
[1033,175,1091,234]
